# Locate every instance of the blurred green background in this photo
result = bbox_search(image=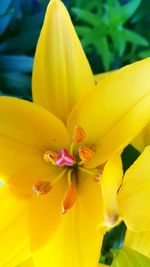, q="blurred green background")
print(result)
[0,0,148,264]
[1,0,150,100]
